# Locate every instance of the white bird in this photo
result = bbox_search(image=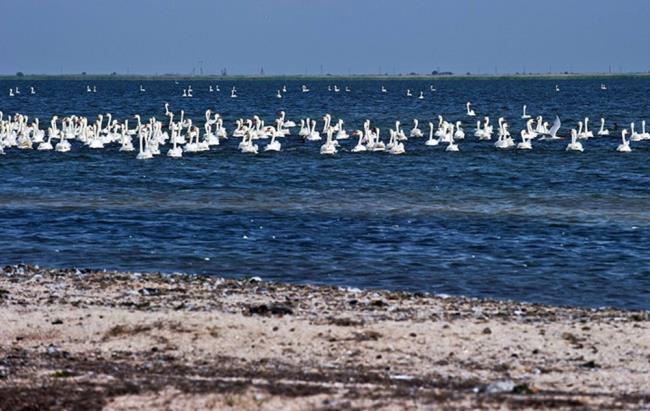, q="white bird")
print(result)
[617,129,631,153]
[597,118,610,136]
[517,127,533,150]
[445,124,459,152]
[409,119,423,138]
[320,127,337,155]
[566,129,584,152]
[454,122,465,140]
[466,102,476,117]
[630,122,644,142]
[642,120,650,140]
[521,105,531,119]
[351,130,367,152]
[264,120,282,152]
[425,122,439,146]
